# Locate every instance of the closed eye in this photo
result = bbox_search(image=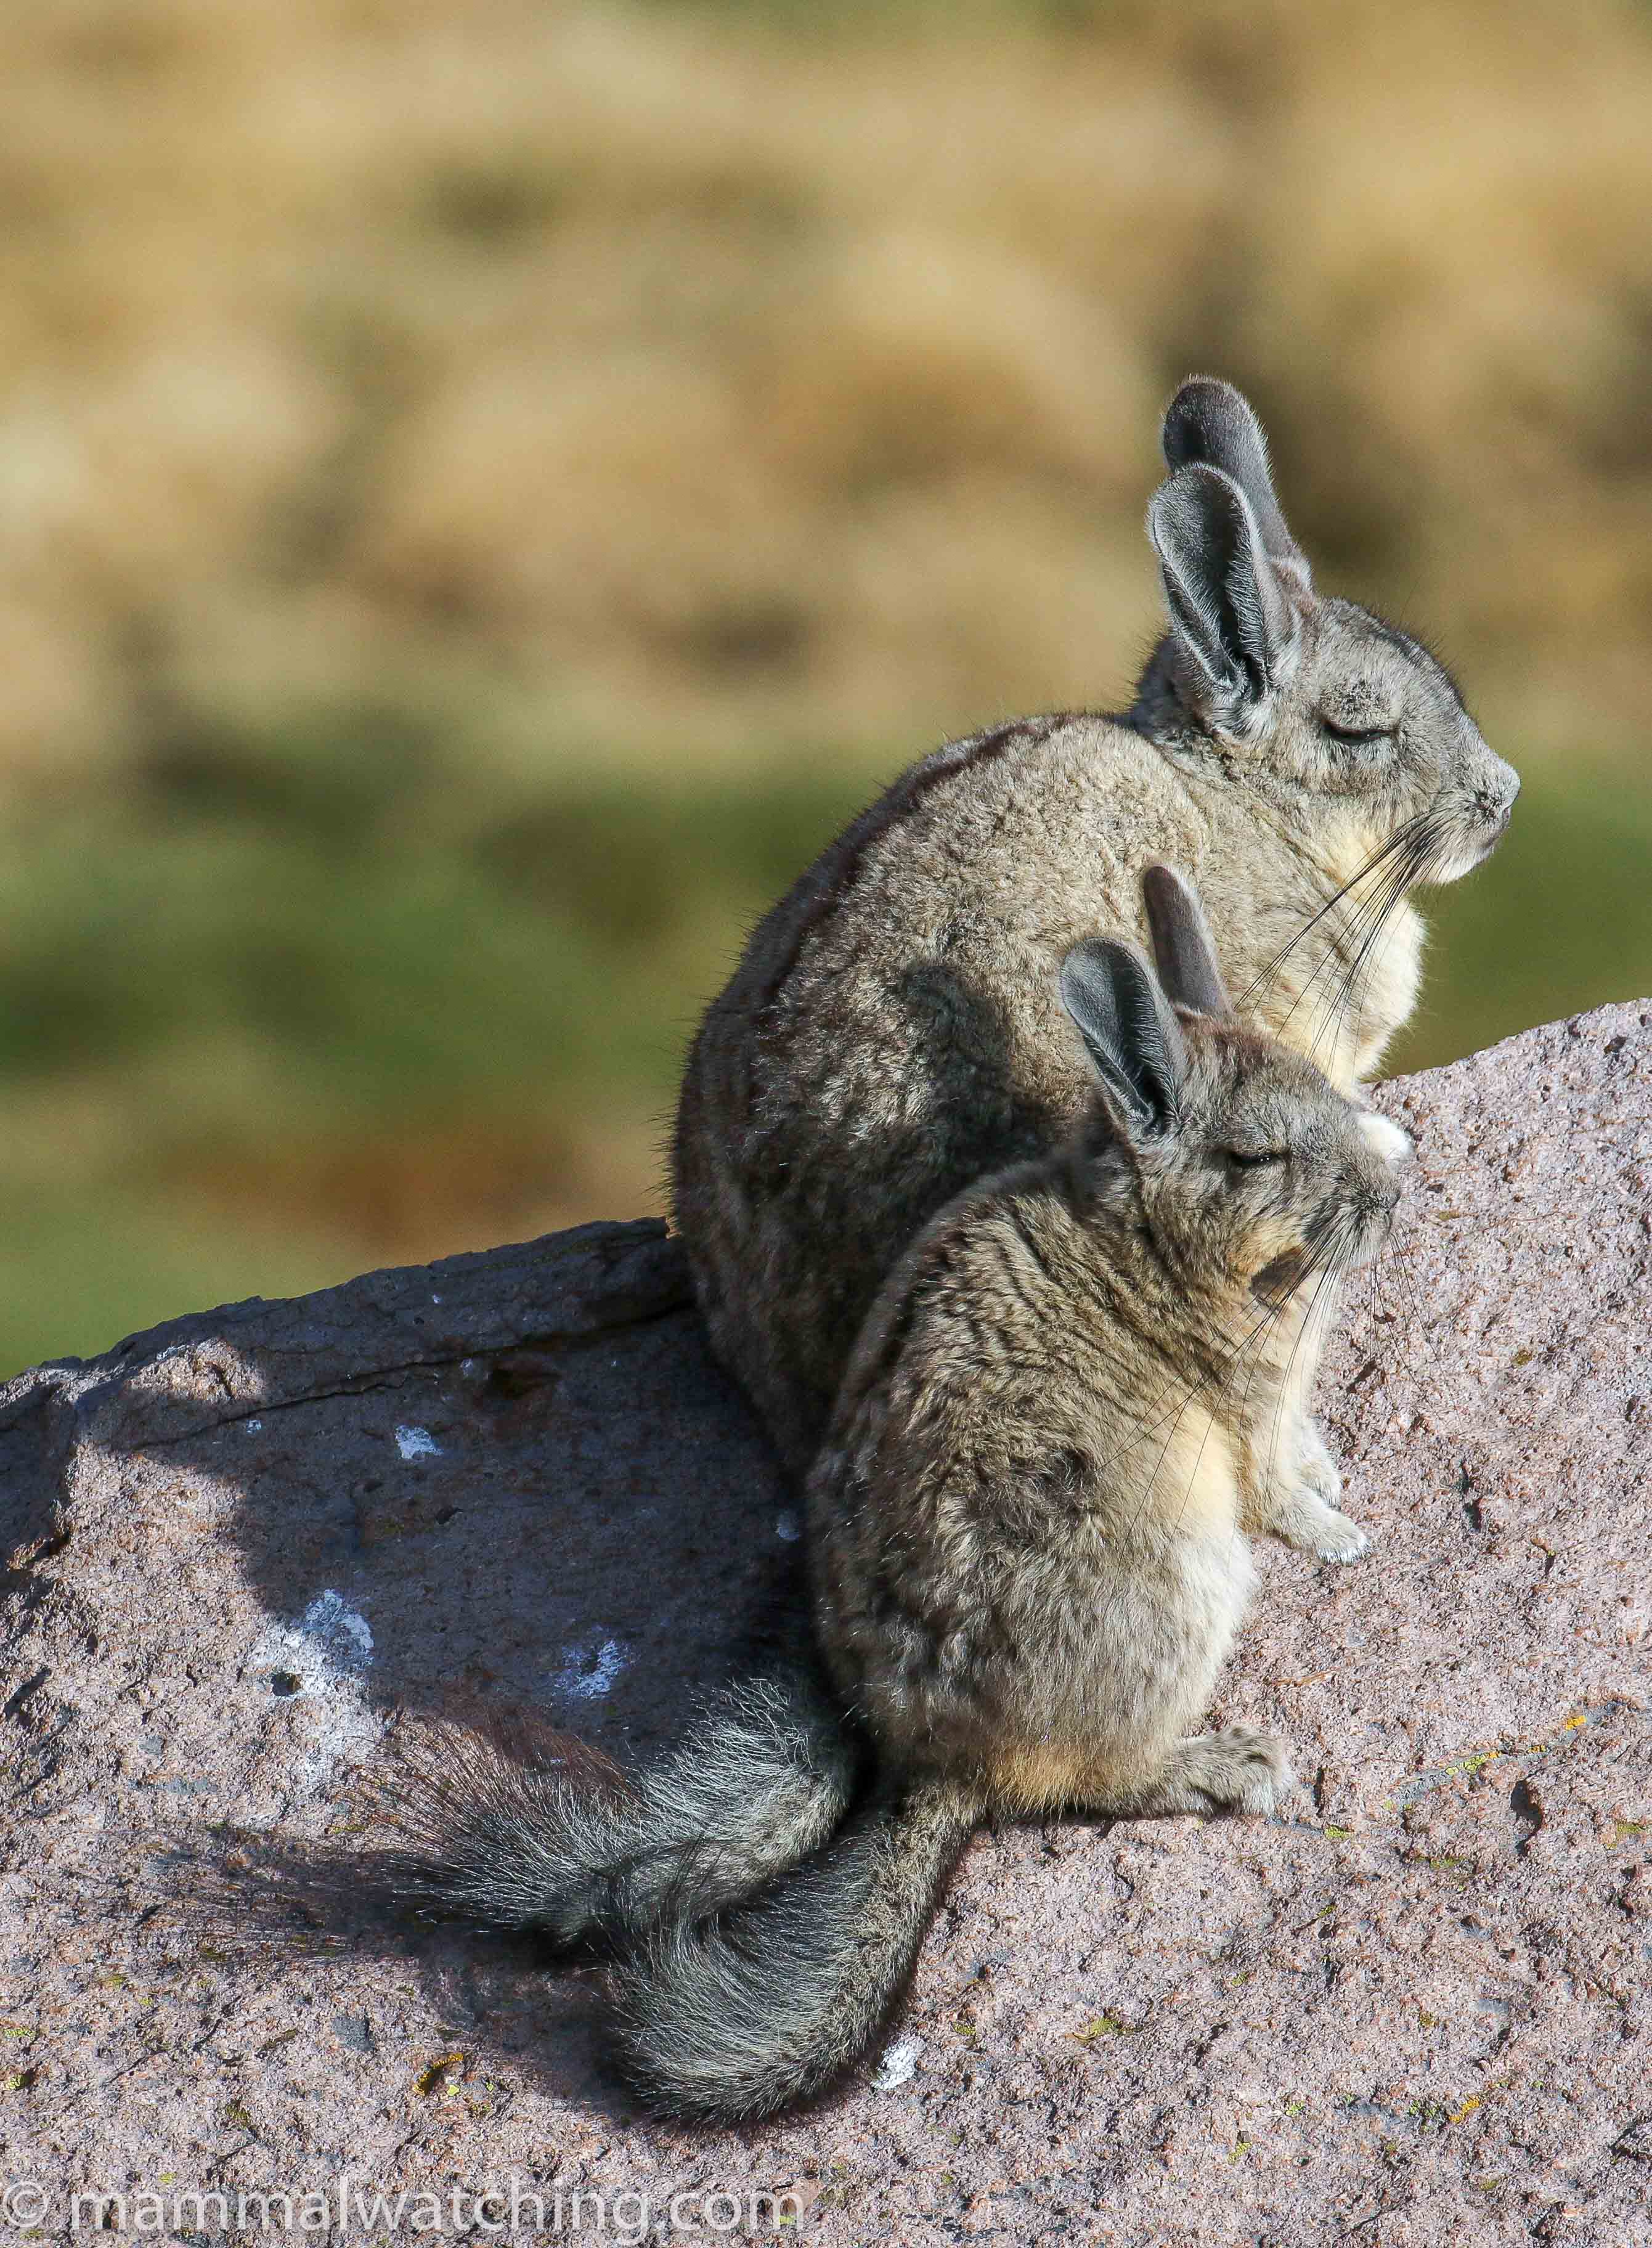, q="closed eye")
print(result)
[1226,1147,1287,1168]
[1320,715,1398,746]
